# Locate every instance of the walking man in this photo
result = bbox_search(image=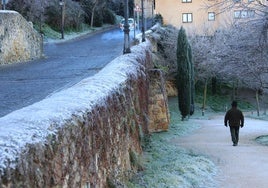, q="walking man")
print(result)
[224,101,244,146]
